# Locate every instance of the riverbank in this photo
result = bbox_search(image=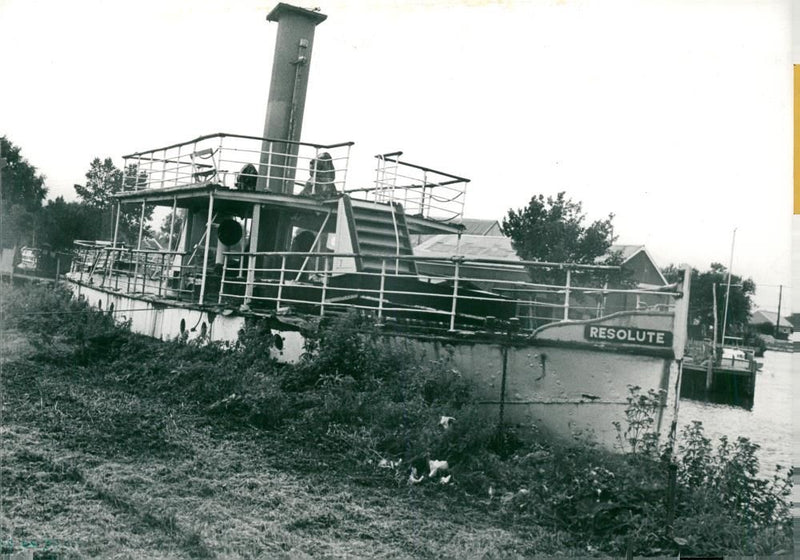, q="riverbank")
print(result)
[0,285,792,558]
